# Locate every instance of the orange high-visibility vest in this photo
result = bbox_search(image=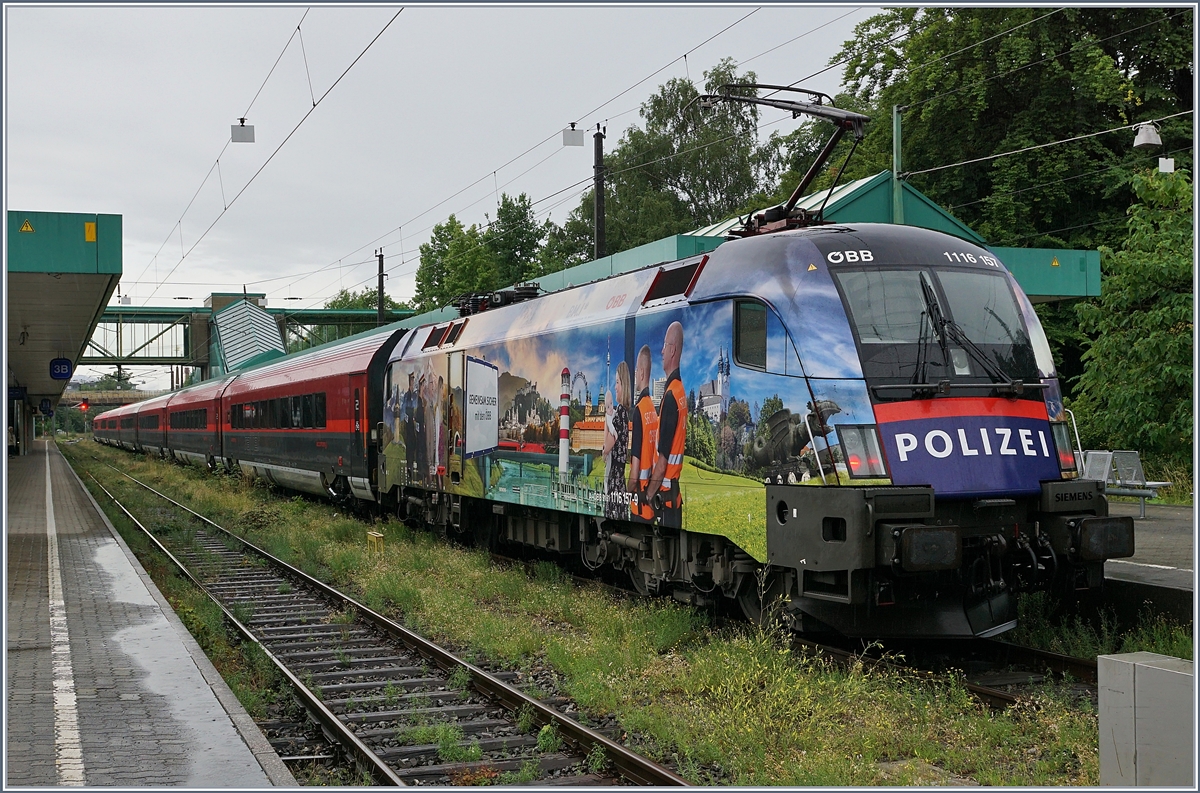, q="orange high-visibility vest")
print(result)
[659,376,687,507]
[631,392,658,520]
